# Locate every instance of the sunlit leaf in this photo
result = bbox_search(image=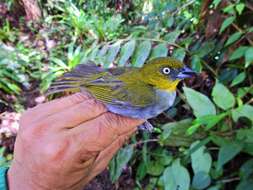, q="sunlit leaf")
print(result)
[104,41,121,67]
[219,16,235,34]
[229,46,248,61]
[225,32,242,47]
[245,47,253,67]
[232,105,253,122]
[163,159,190,190]
[132,40,152,67]
[191,141,212,174]
[118,40,136,66]
[183,87,216,117]
[231,72,246,87]
[212,81,235,110]
[150,43,168,59]
[235,3,245,15]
